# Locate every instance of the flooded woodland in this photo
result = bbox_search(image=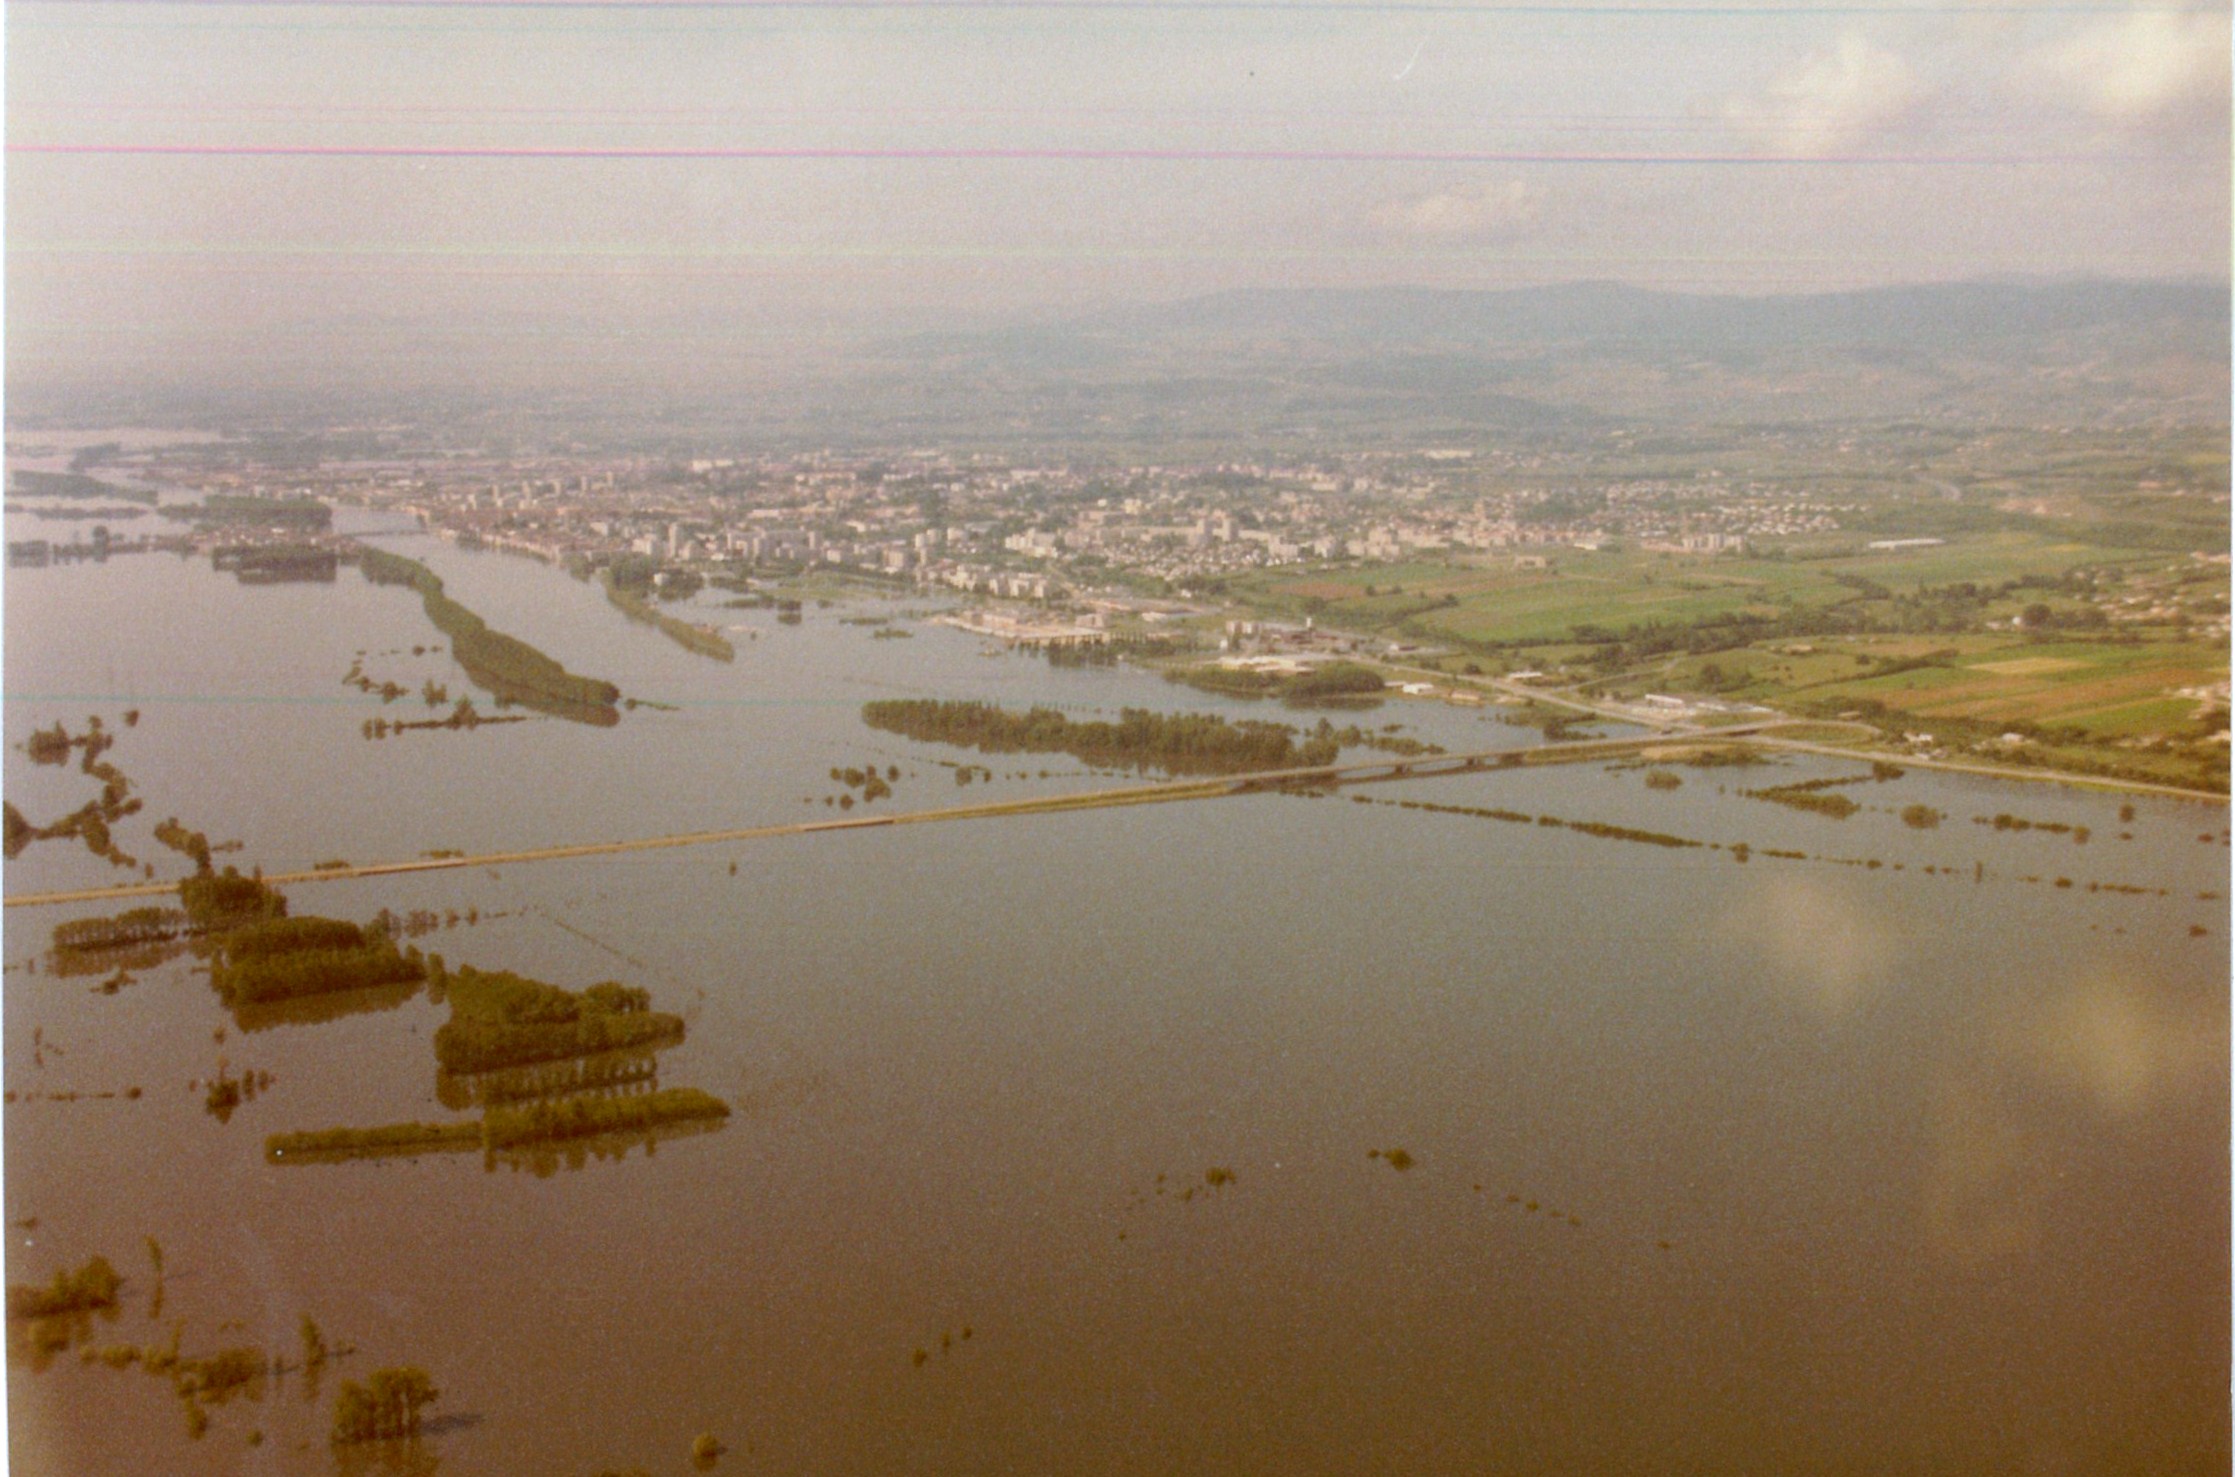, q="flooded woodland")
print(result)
[6,508,2228,1474]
